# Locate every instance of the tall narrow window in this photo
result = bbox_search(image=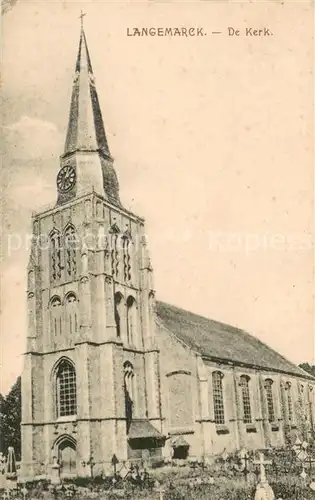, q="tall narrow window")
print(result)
[114,292,123,338]
[50,230,62,282]
[122,231,132,282]
[124,361,135,432]
[240,375,252,424]
[212,371,225,425]
[298,383,307,422]
[264,379,275,422]
[55,359,77,418]
[50,296,62,337]
[64,226,77,279]
[126,296,136,344]
[65,293,78,336]
[308,385,314,426]
[285,382,293,422]
[110,224,120,279]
